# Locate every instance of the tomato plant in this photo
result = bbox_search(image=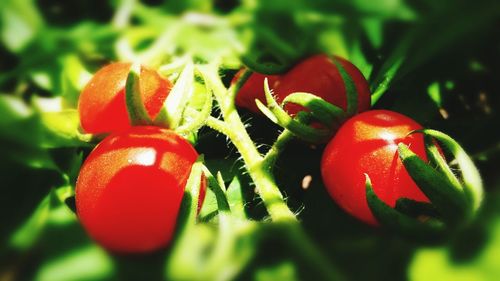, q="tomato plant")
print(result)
[78,63,172,134]
[75,126,205,253]
[0,0,493,280]
[321,110,430,225]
